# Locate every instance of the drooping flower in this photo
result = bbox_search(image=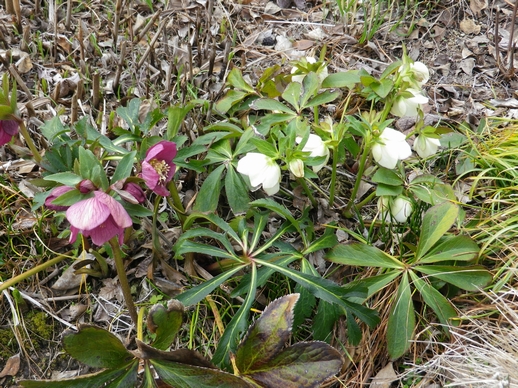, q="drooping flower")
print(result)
[66,191,133,246]
[413,135,441,158]
[0,119,19,146]
[409,62,430,87]
[378,196,413,223]
[296,133,330,173]
[289,158,304,178]
[141,141,177,197]
[291,57,328,84]
[371,128,412,169]
[237,152,281,196]
[391,89,428,117]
